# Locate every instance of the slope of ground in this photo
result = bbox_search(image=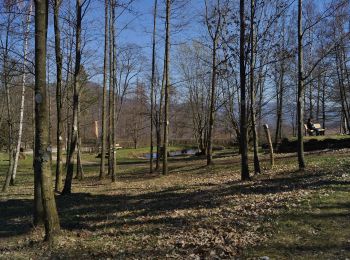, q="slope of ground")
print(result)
[0,149,349,259]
